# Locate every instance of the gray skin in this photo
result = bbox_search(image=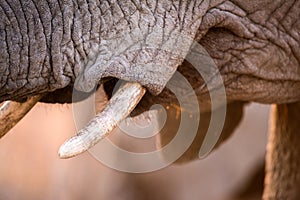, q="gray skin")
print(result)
[0,0,300,199]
